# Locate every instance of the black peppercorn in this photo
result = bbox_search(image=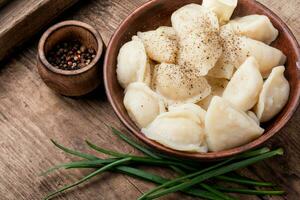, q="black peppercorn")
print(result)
[46,40,96,71]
